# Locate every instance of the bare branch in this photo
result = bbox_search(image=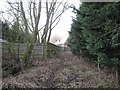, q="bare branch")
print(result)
[29,2,35,32]
[38,25,45,31]
[20,1,29,35]
[7,1,21,12]
[33,0,37,26]
[35,0,41,30]
[51,14,61,30]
